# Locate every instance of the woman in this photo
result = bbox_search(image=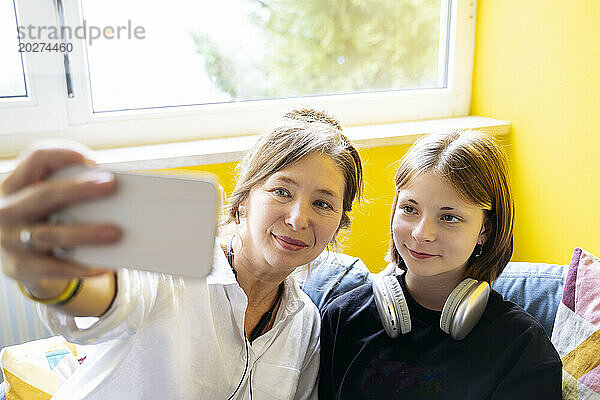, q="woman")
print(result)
[319,130,561,399]
[0,108,363,399]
